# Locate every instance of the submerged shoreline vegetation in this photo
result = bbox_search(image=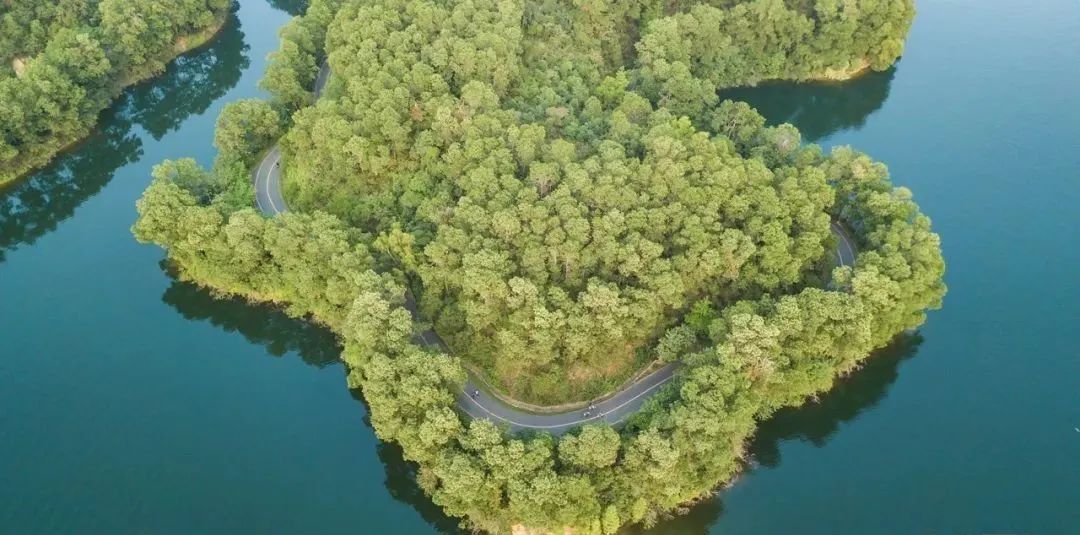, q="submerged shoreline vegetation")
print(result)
[0,0,233,186]
[134,0,943,533]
